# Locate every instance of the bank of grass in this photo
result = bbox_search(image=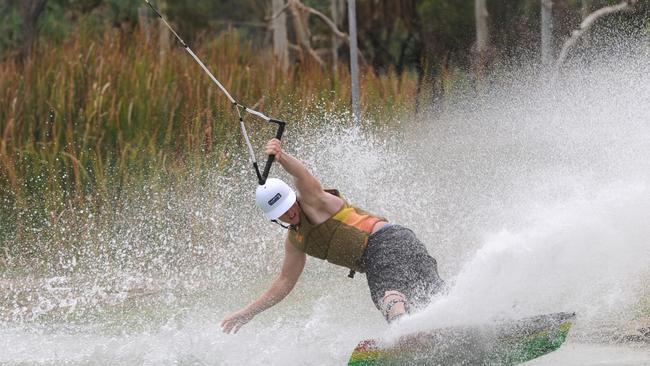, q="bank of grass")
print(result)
[0,25,420,244]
